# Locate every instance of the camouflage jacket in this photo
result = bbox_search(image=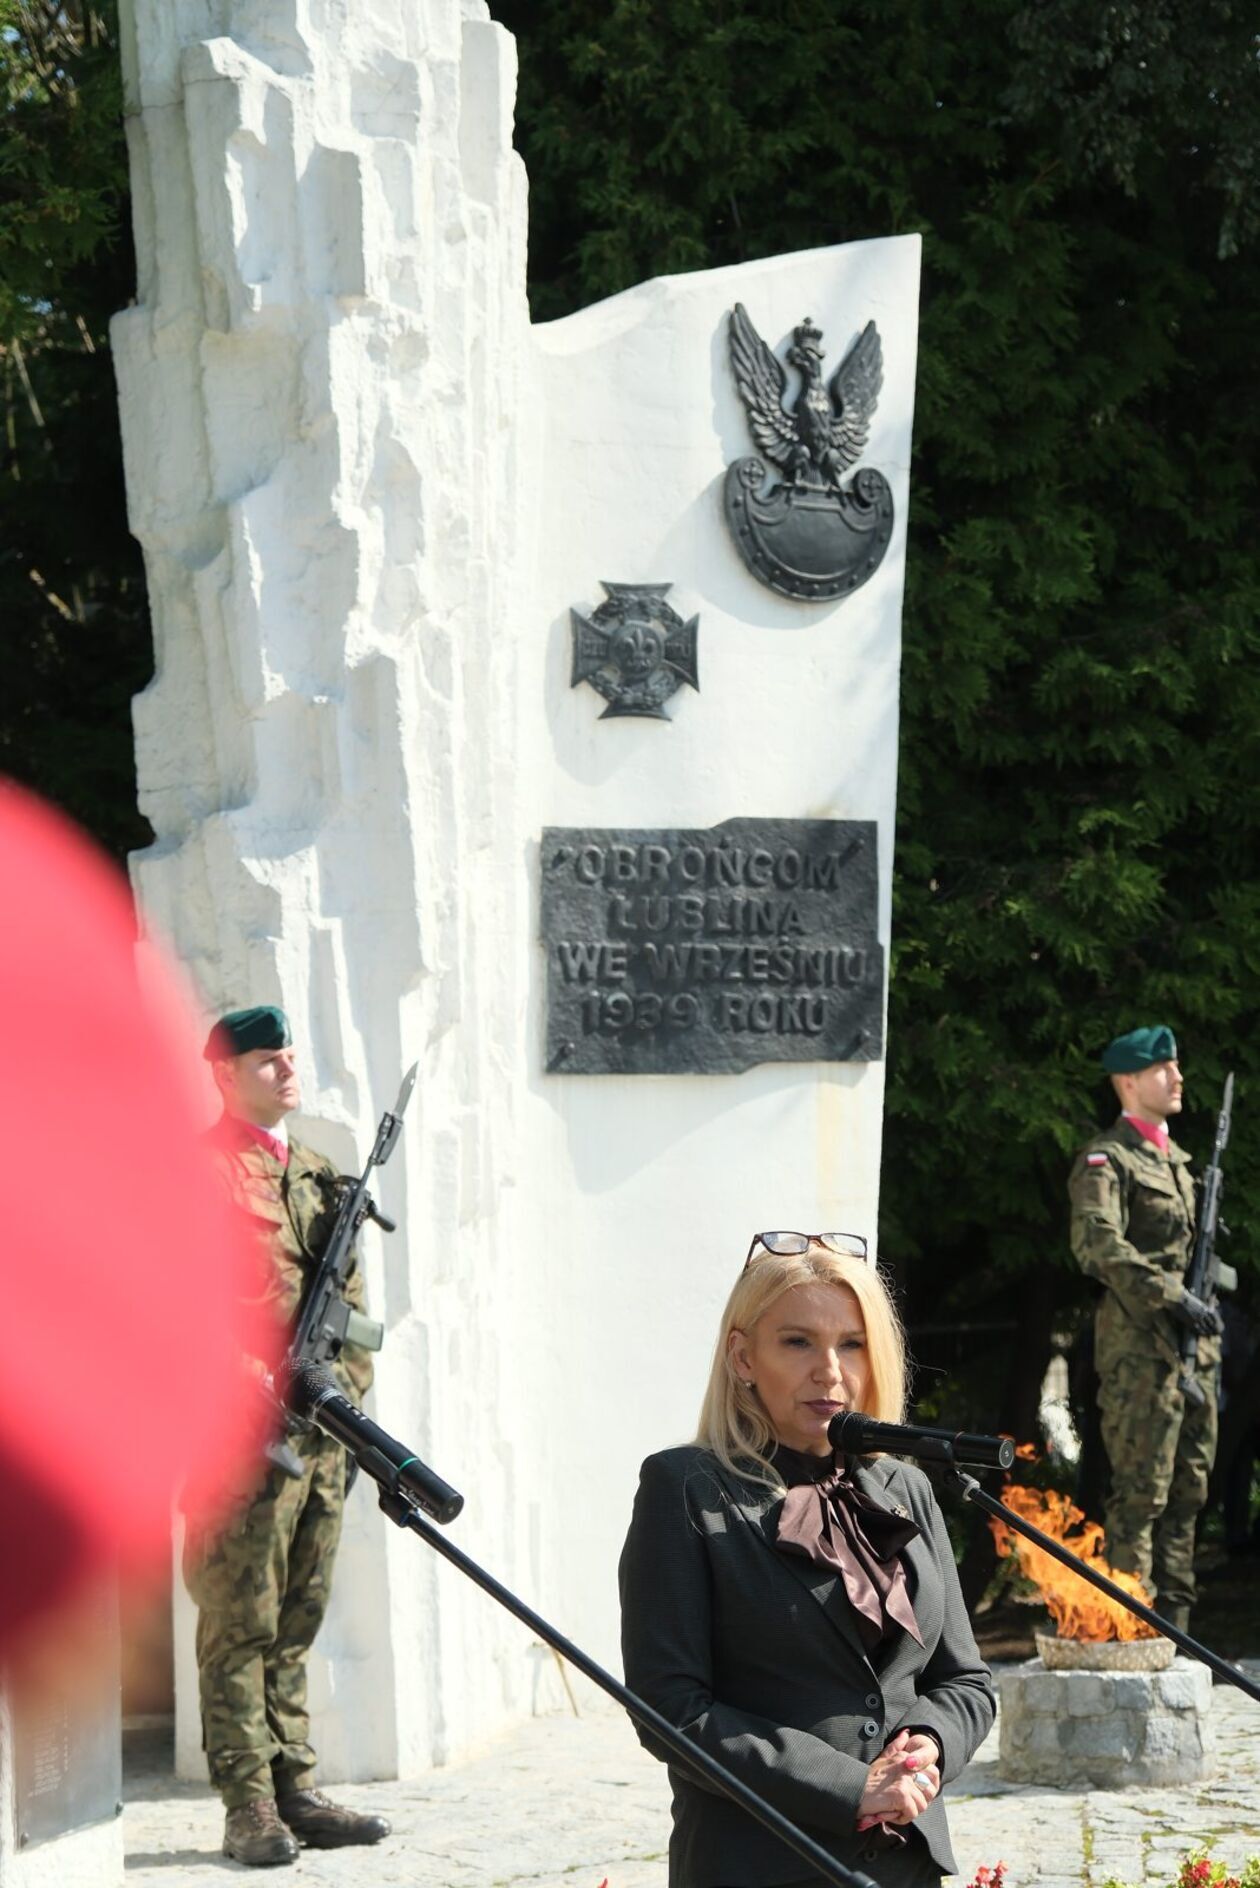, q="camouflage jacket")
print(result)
[1068,1116,1218,1369]
[207,1114,374,1401]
